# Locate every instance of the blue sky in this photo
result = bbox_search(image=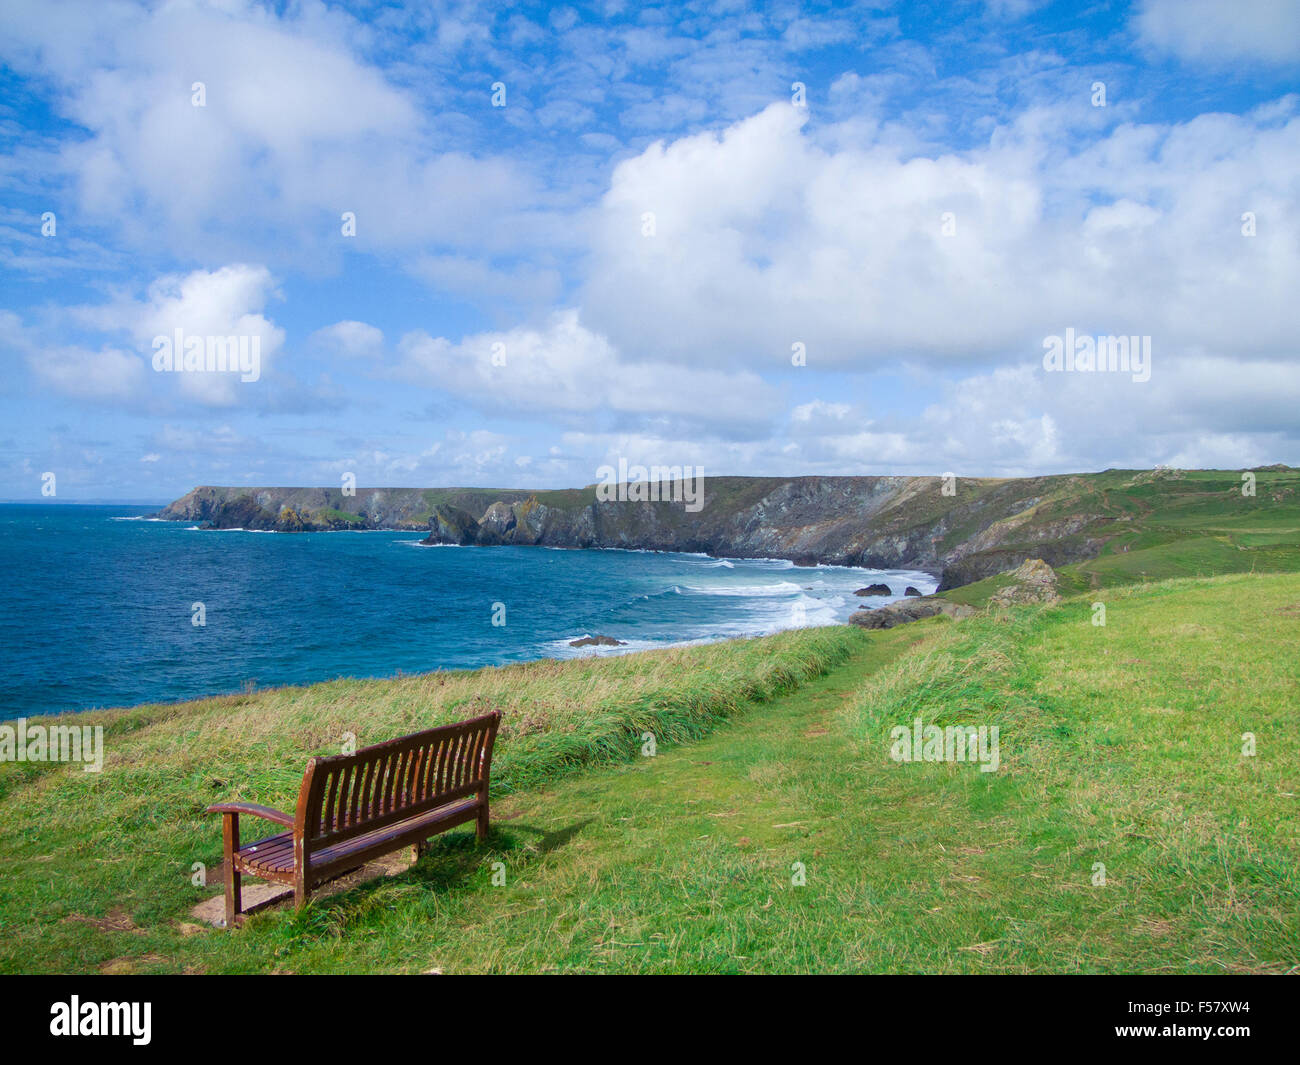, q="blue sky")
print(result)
[2,0,1298,501]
